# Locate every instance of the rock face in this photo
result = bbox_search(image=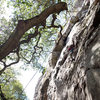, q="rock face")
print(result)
[34,0,100,100]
